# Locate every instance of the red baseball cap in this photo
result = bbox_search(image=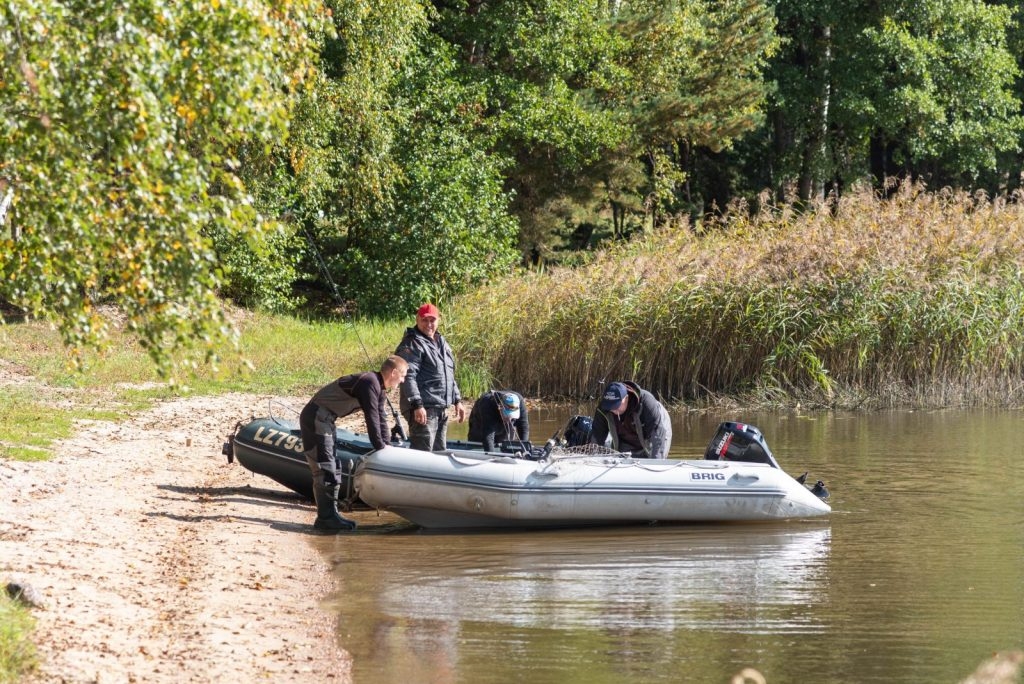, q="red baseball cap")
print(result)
[417,303,440,318]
